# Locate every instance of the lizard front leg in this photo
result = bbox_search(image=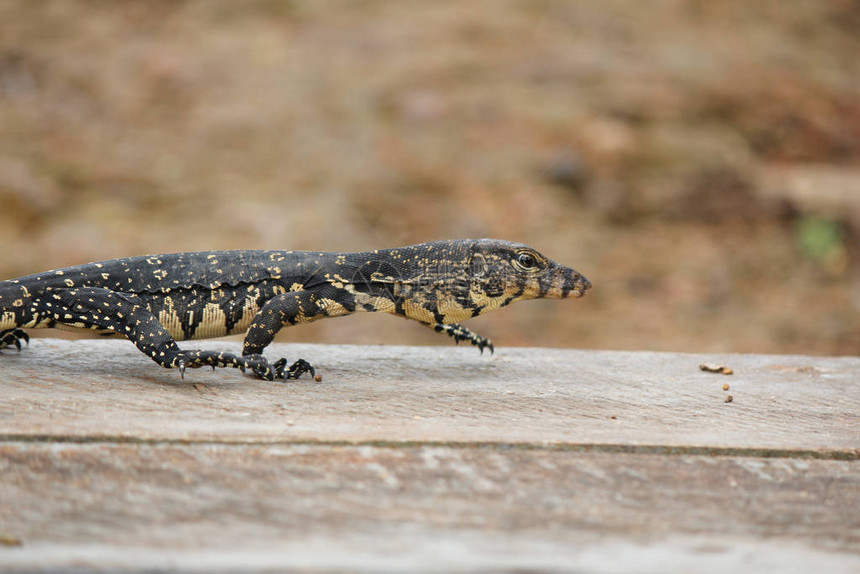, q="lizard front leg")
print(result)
[430,323,494,354]
[242,290,333,381]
